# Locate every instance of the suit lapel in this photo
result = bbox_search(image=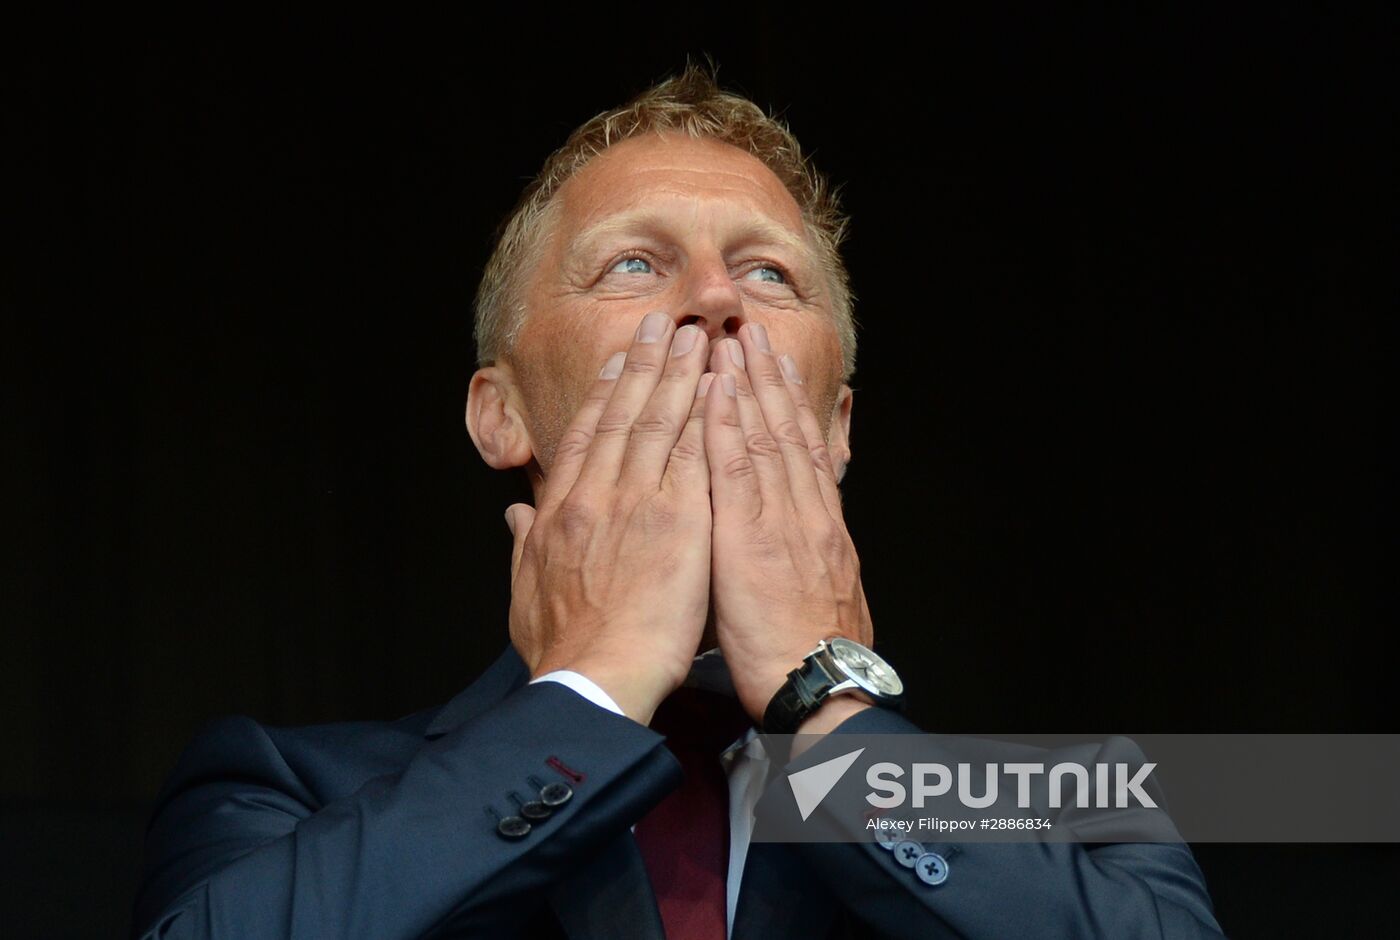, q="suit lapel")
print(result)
[731,840,840,940]
[546,830,666,940]
[547,819,838,940]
